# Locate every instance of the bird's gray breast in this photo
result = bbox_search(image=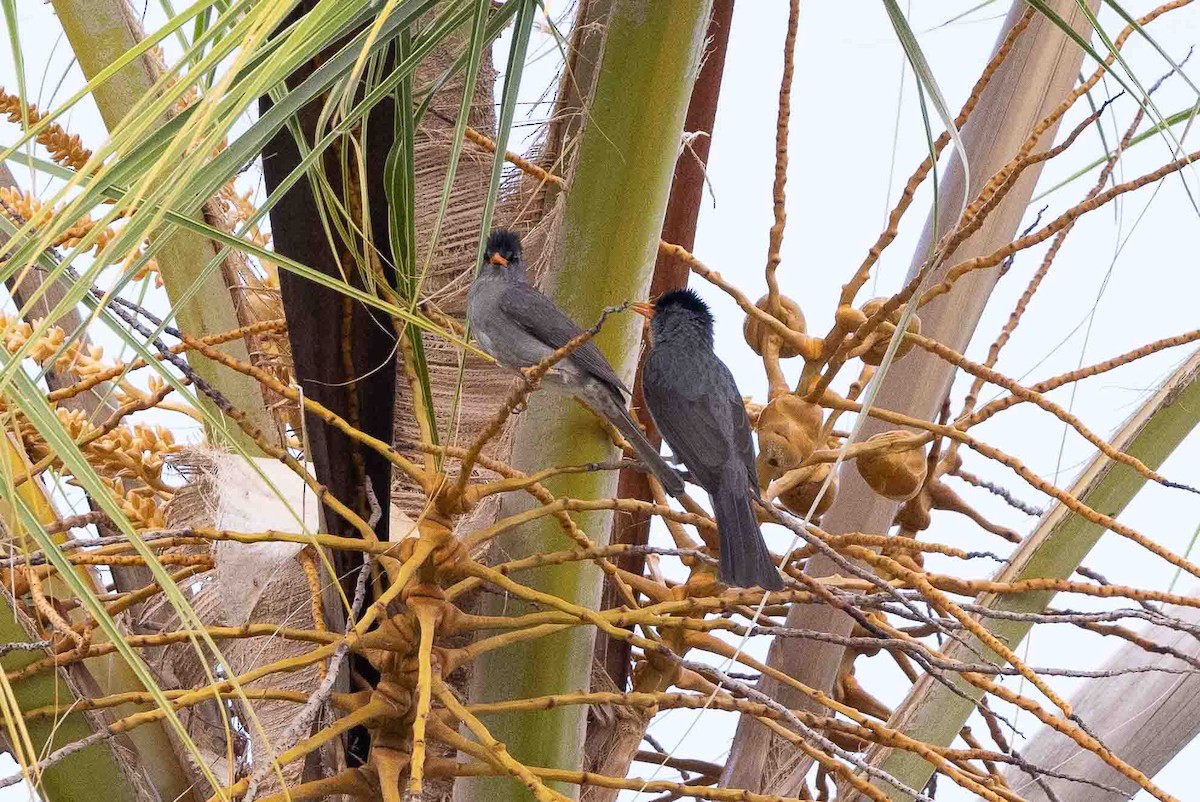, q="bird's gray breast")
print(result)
[467,280,508,358]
